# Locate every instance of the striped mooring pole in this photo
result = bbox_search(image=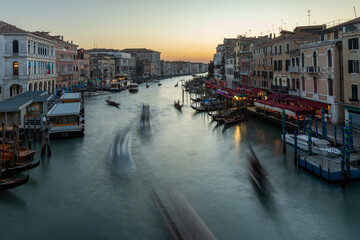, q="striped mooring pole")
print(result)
[321,108,327,140]
[341,127,345,175]
[315,118,318,138]
[349,114,353,151]
[297,115,300,133]
[308,116,312,154]
[303,116,307,134]
[294,130,298,165]
[282,109,286,153]
[345,127,351,179]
